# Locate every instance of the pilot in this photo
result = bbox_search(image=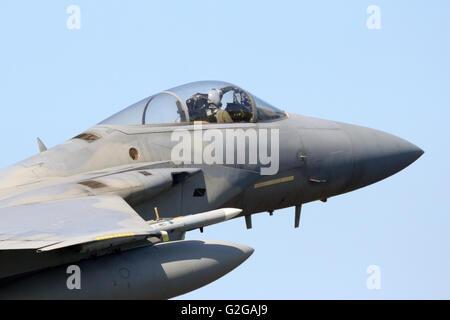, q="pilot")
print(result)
[207,89,233,123]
